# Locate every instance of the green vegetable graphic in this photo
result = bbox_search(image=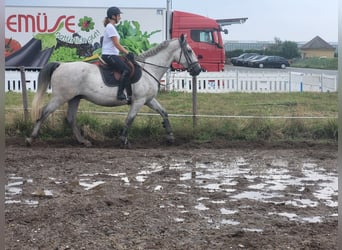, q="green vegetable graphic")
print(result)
[78,16,95,32]
[117,20,161,54]
[34,22,64,49]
